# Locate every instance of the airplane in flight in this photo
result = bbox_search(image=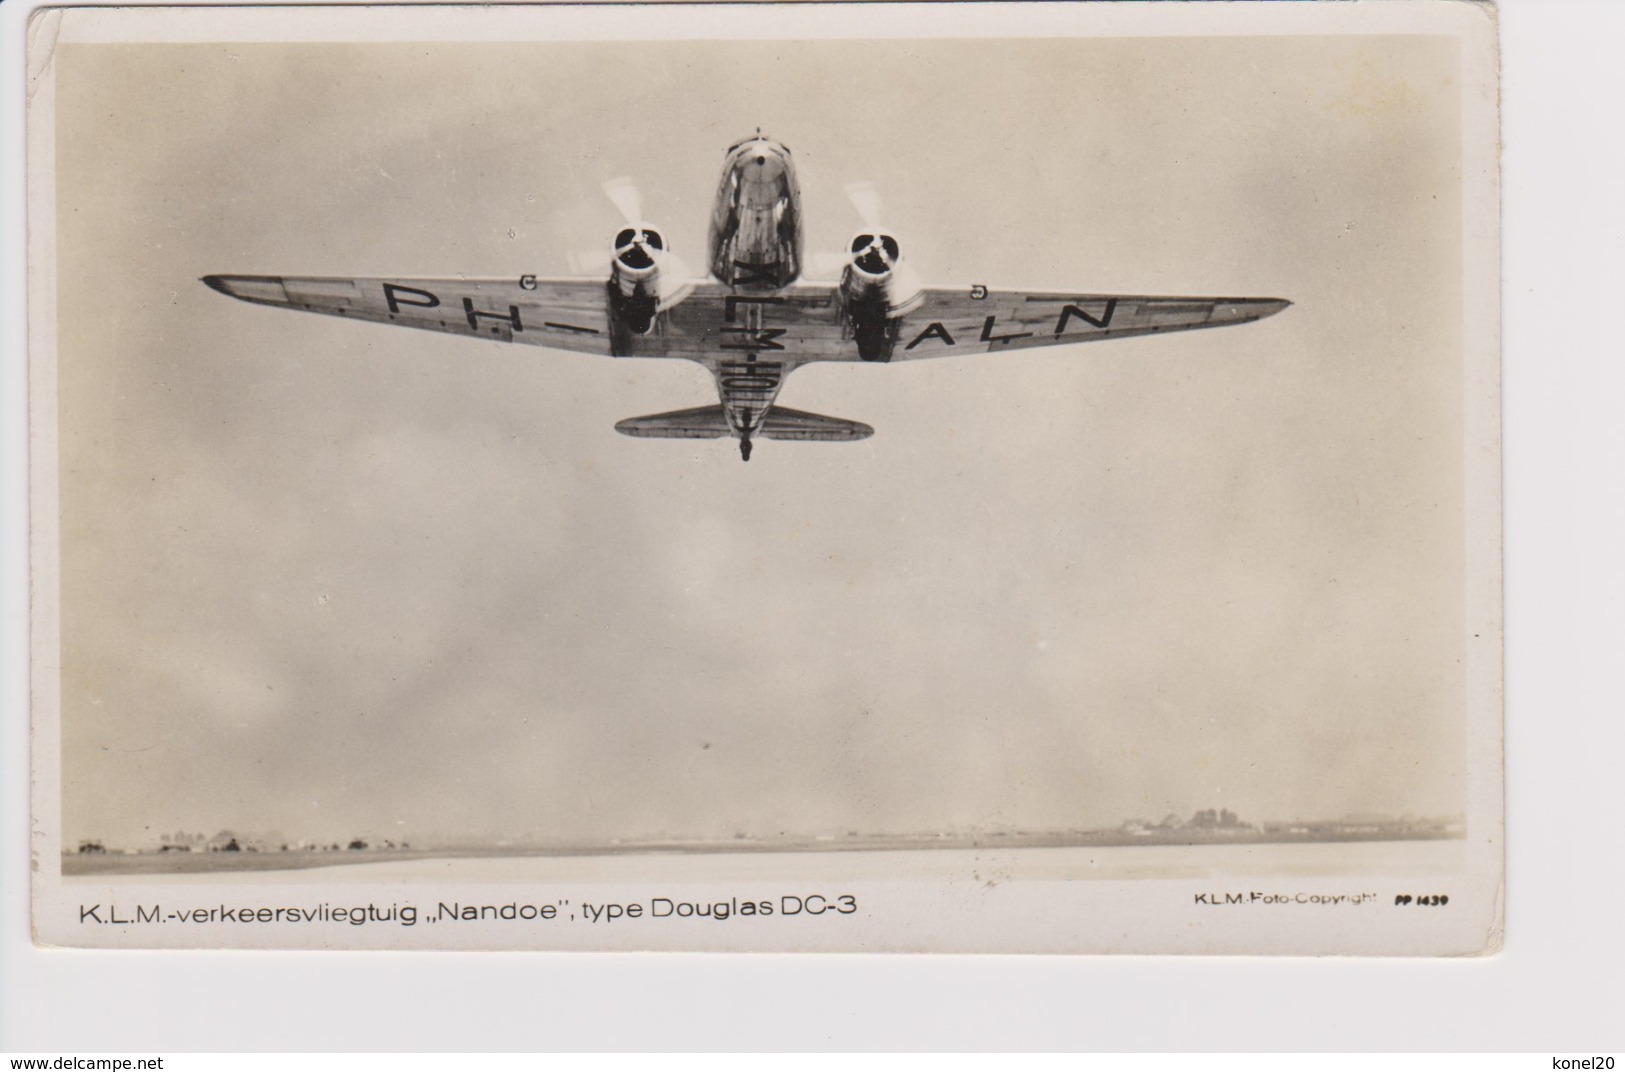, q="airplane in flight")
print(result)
[203,134,1289,461]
